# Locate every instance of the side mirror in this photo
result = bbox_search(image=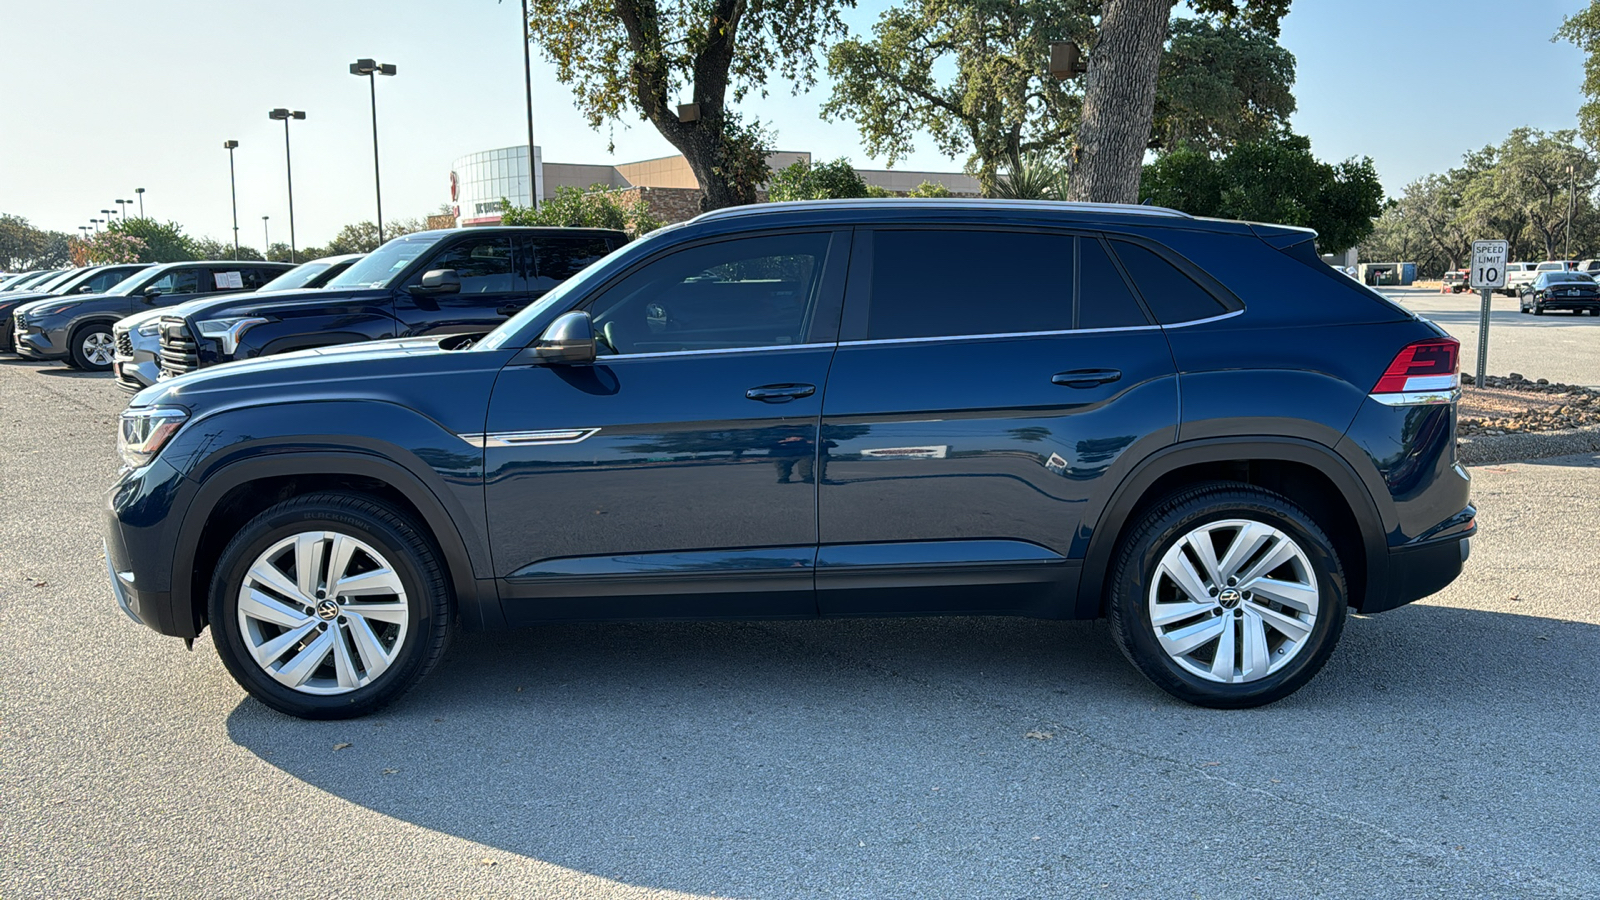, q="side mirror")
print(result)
[411,269,461,295]
[532,311,596,365]
[76,284,95,293]
[142,288,162,301]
